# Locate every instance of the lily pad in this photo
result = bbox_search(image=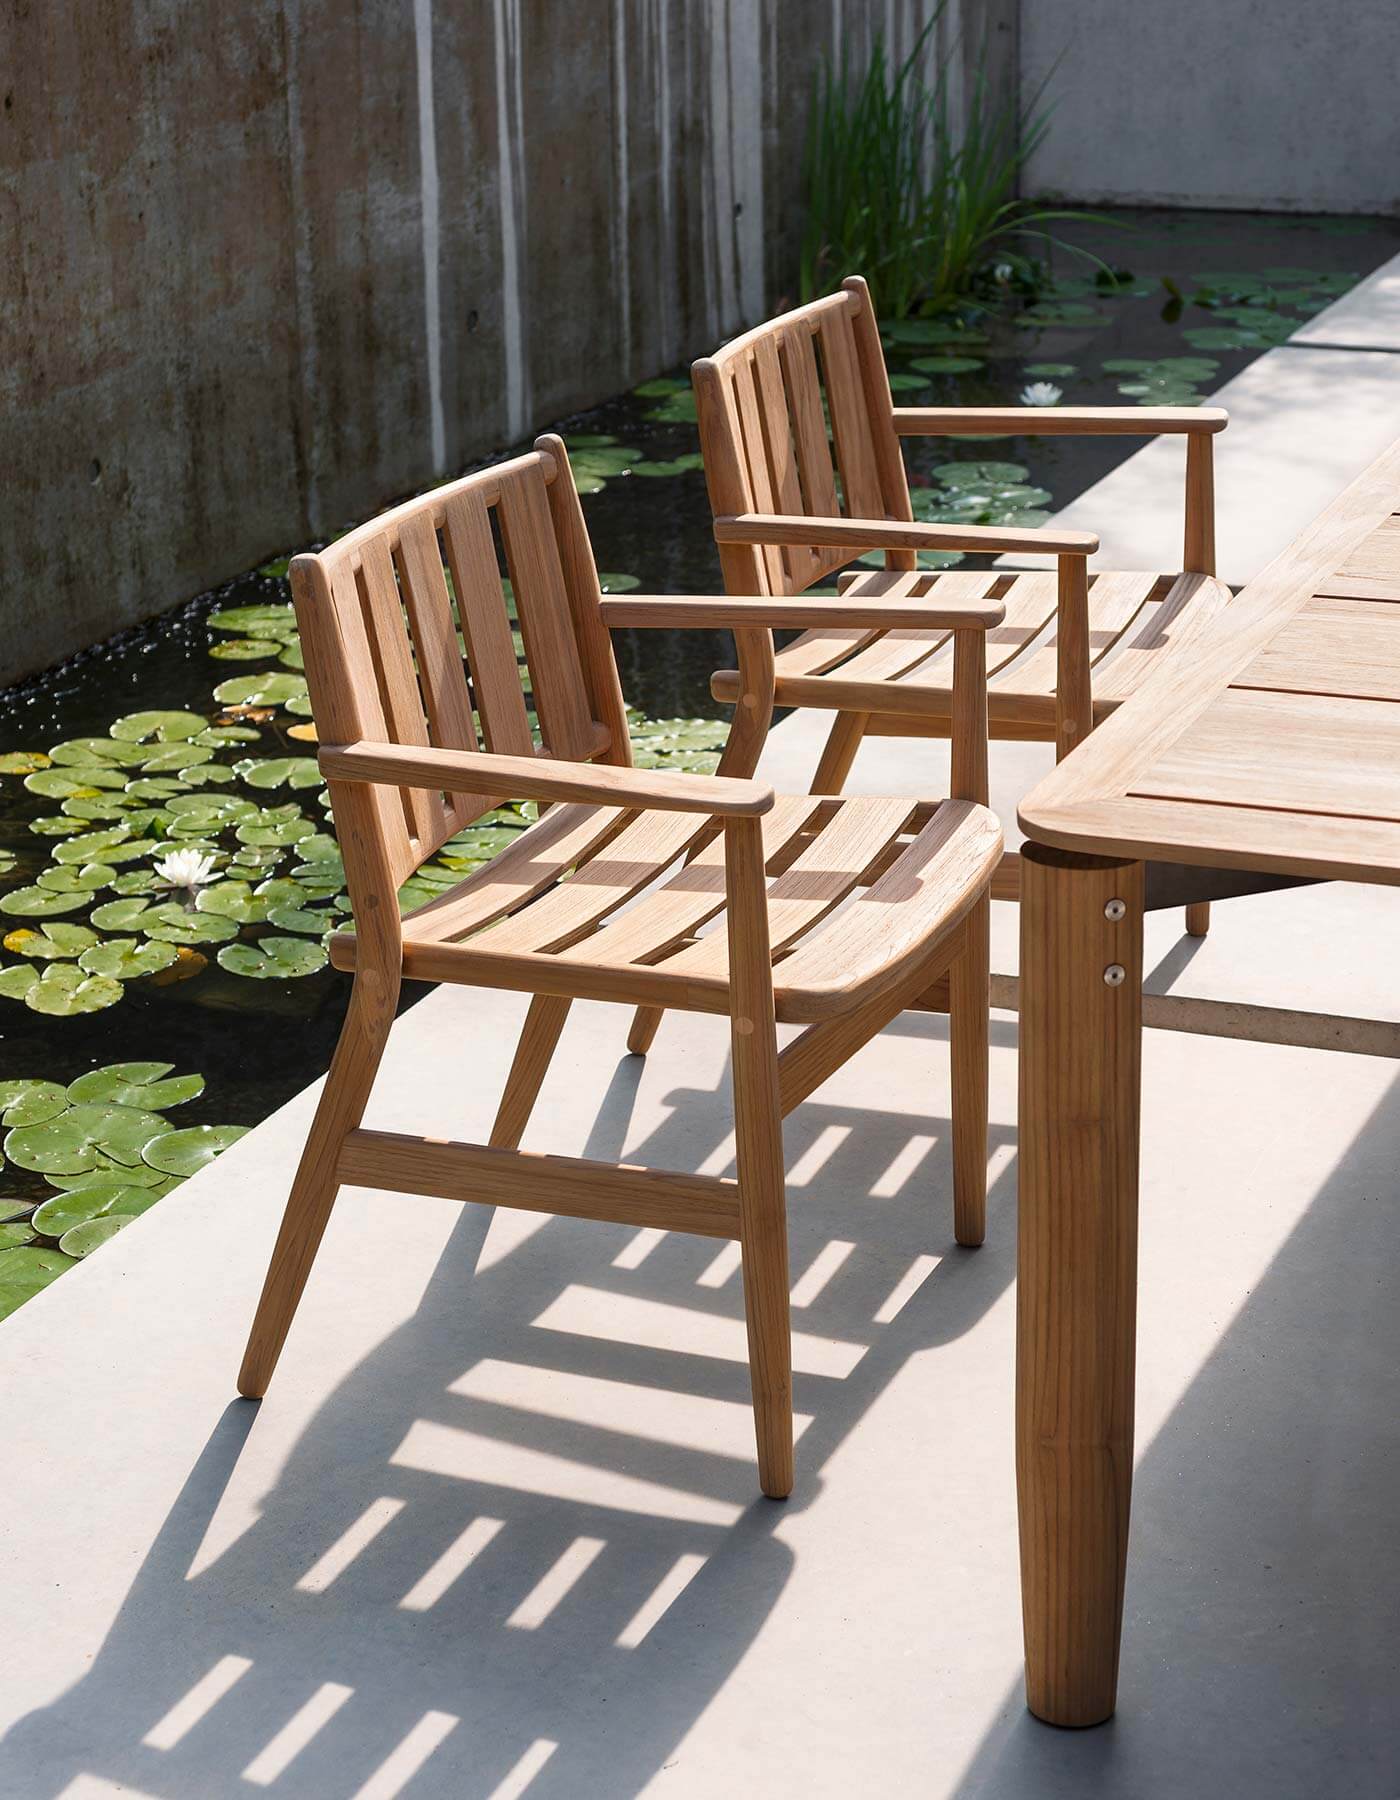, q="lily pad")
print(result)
[232,756,322,791]
[89,898,239,945]
[195,724,262,746]
[3,922,99,959]
[47,737,147,769]
[0,963,39,1001]
[33,1183,158,1237]
[209,637,280,661]
[36,863,117,894]
[212,672,309,709]
[217,935,329,979]
[165,792,259,828]
[207,602,297,638]
[4,1103,171,1174]
[68,1062,205,1109]
[909,354,985,374]
[235,810,316,848]
[110,710,207,743]
[78,938,180,980]
[0,1080,69,1127]
[21,964,125,1015]
[59,1215,139,1257]
[0,1247,78,1318]
[51,827,130,865]
[25,765,129,797]
[195,880,269,924]
[0,751,51,775]
[142,1124,248,1176]
[0,884,91,918]
[630,455,706,478]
